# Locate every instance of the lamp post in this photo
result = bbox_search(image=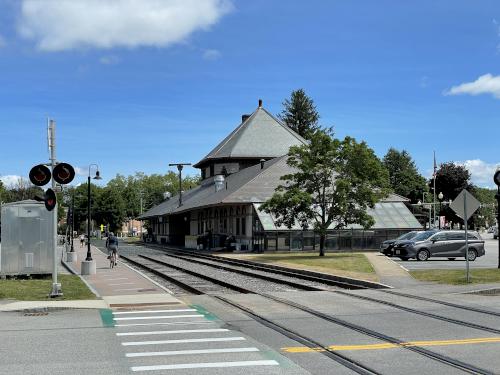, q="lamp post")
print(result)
[438,192,444,229]
[493,169,500,269]
[168,163,191,207]
[86,164,102,261]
